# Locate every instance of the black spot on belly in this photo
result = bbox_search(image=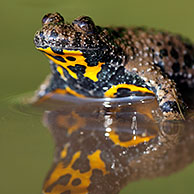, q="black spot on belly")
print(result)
[184,54,193,68]
[160,49,168,57]
[115,88,131,97]
[172,62,180,73]
[51,55,66,62]
[72,178,81,186]
[72,154,90,173]
[45,174,72,192]
[68,64,86,75]
[66,56,76,61]
[57,174,72,186]
[170,48,179,59]
[118,132,133,142]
